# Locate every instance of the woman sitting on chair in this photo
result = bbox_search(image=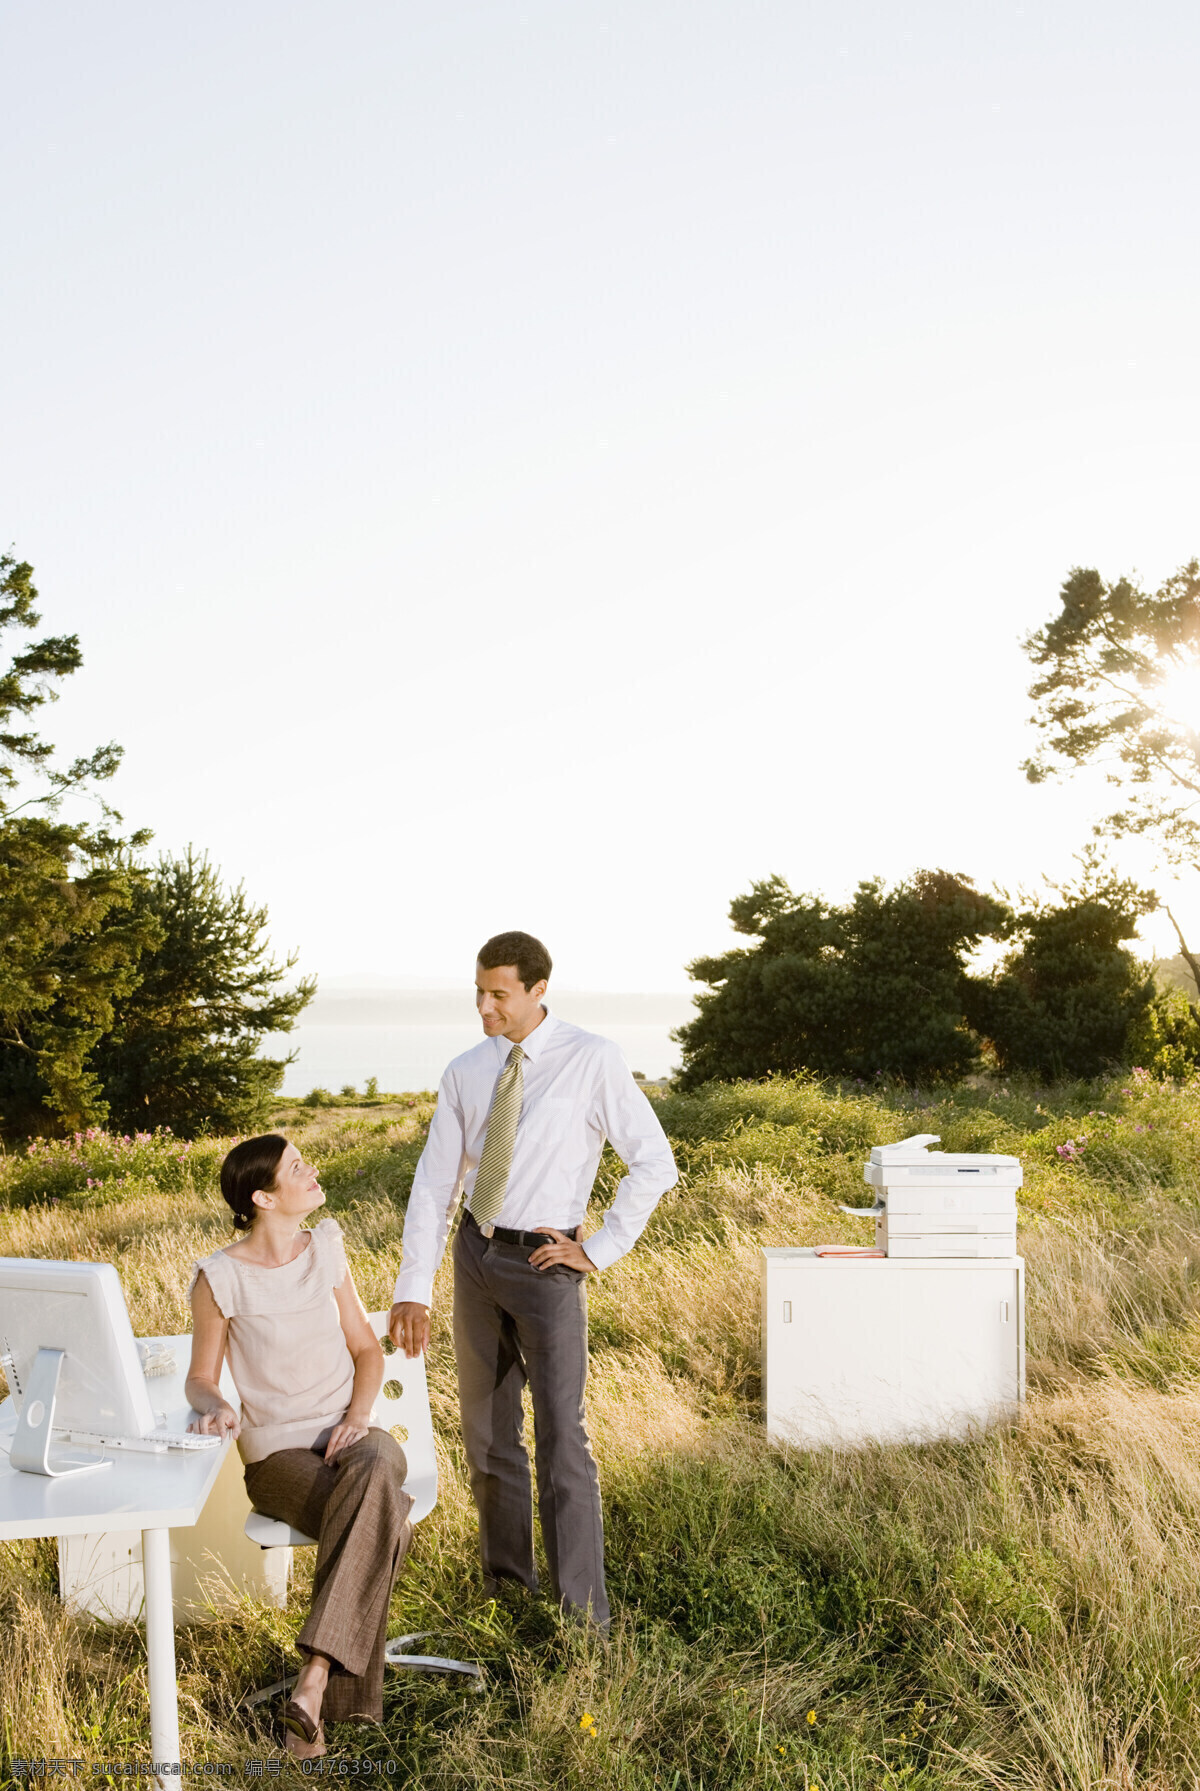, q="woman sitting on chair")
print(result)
[185,1134,413,1758]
